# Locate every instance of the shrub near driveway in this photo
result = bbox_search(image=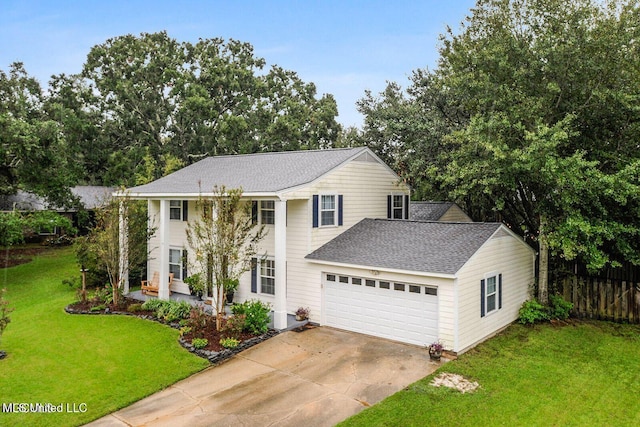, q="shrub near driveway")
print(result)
[340,321,640,427]
[0,247,209,427]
